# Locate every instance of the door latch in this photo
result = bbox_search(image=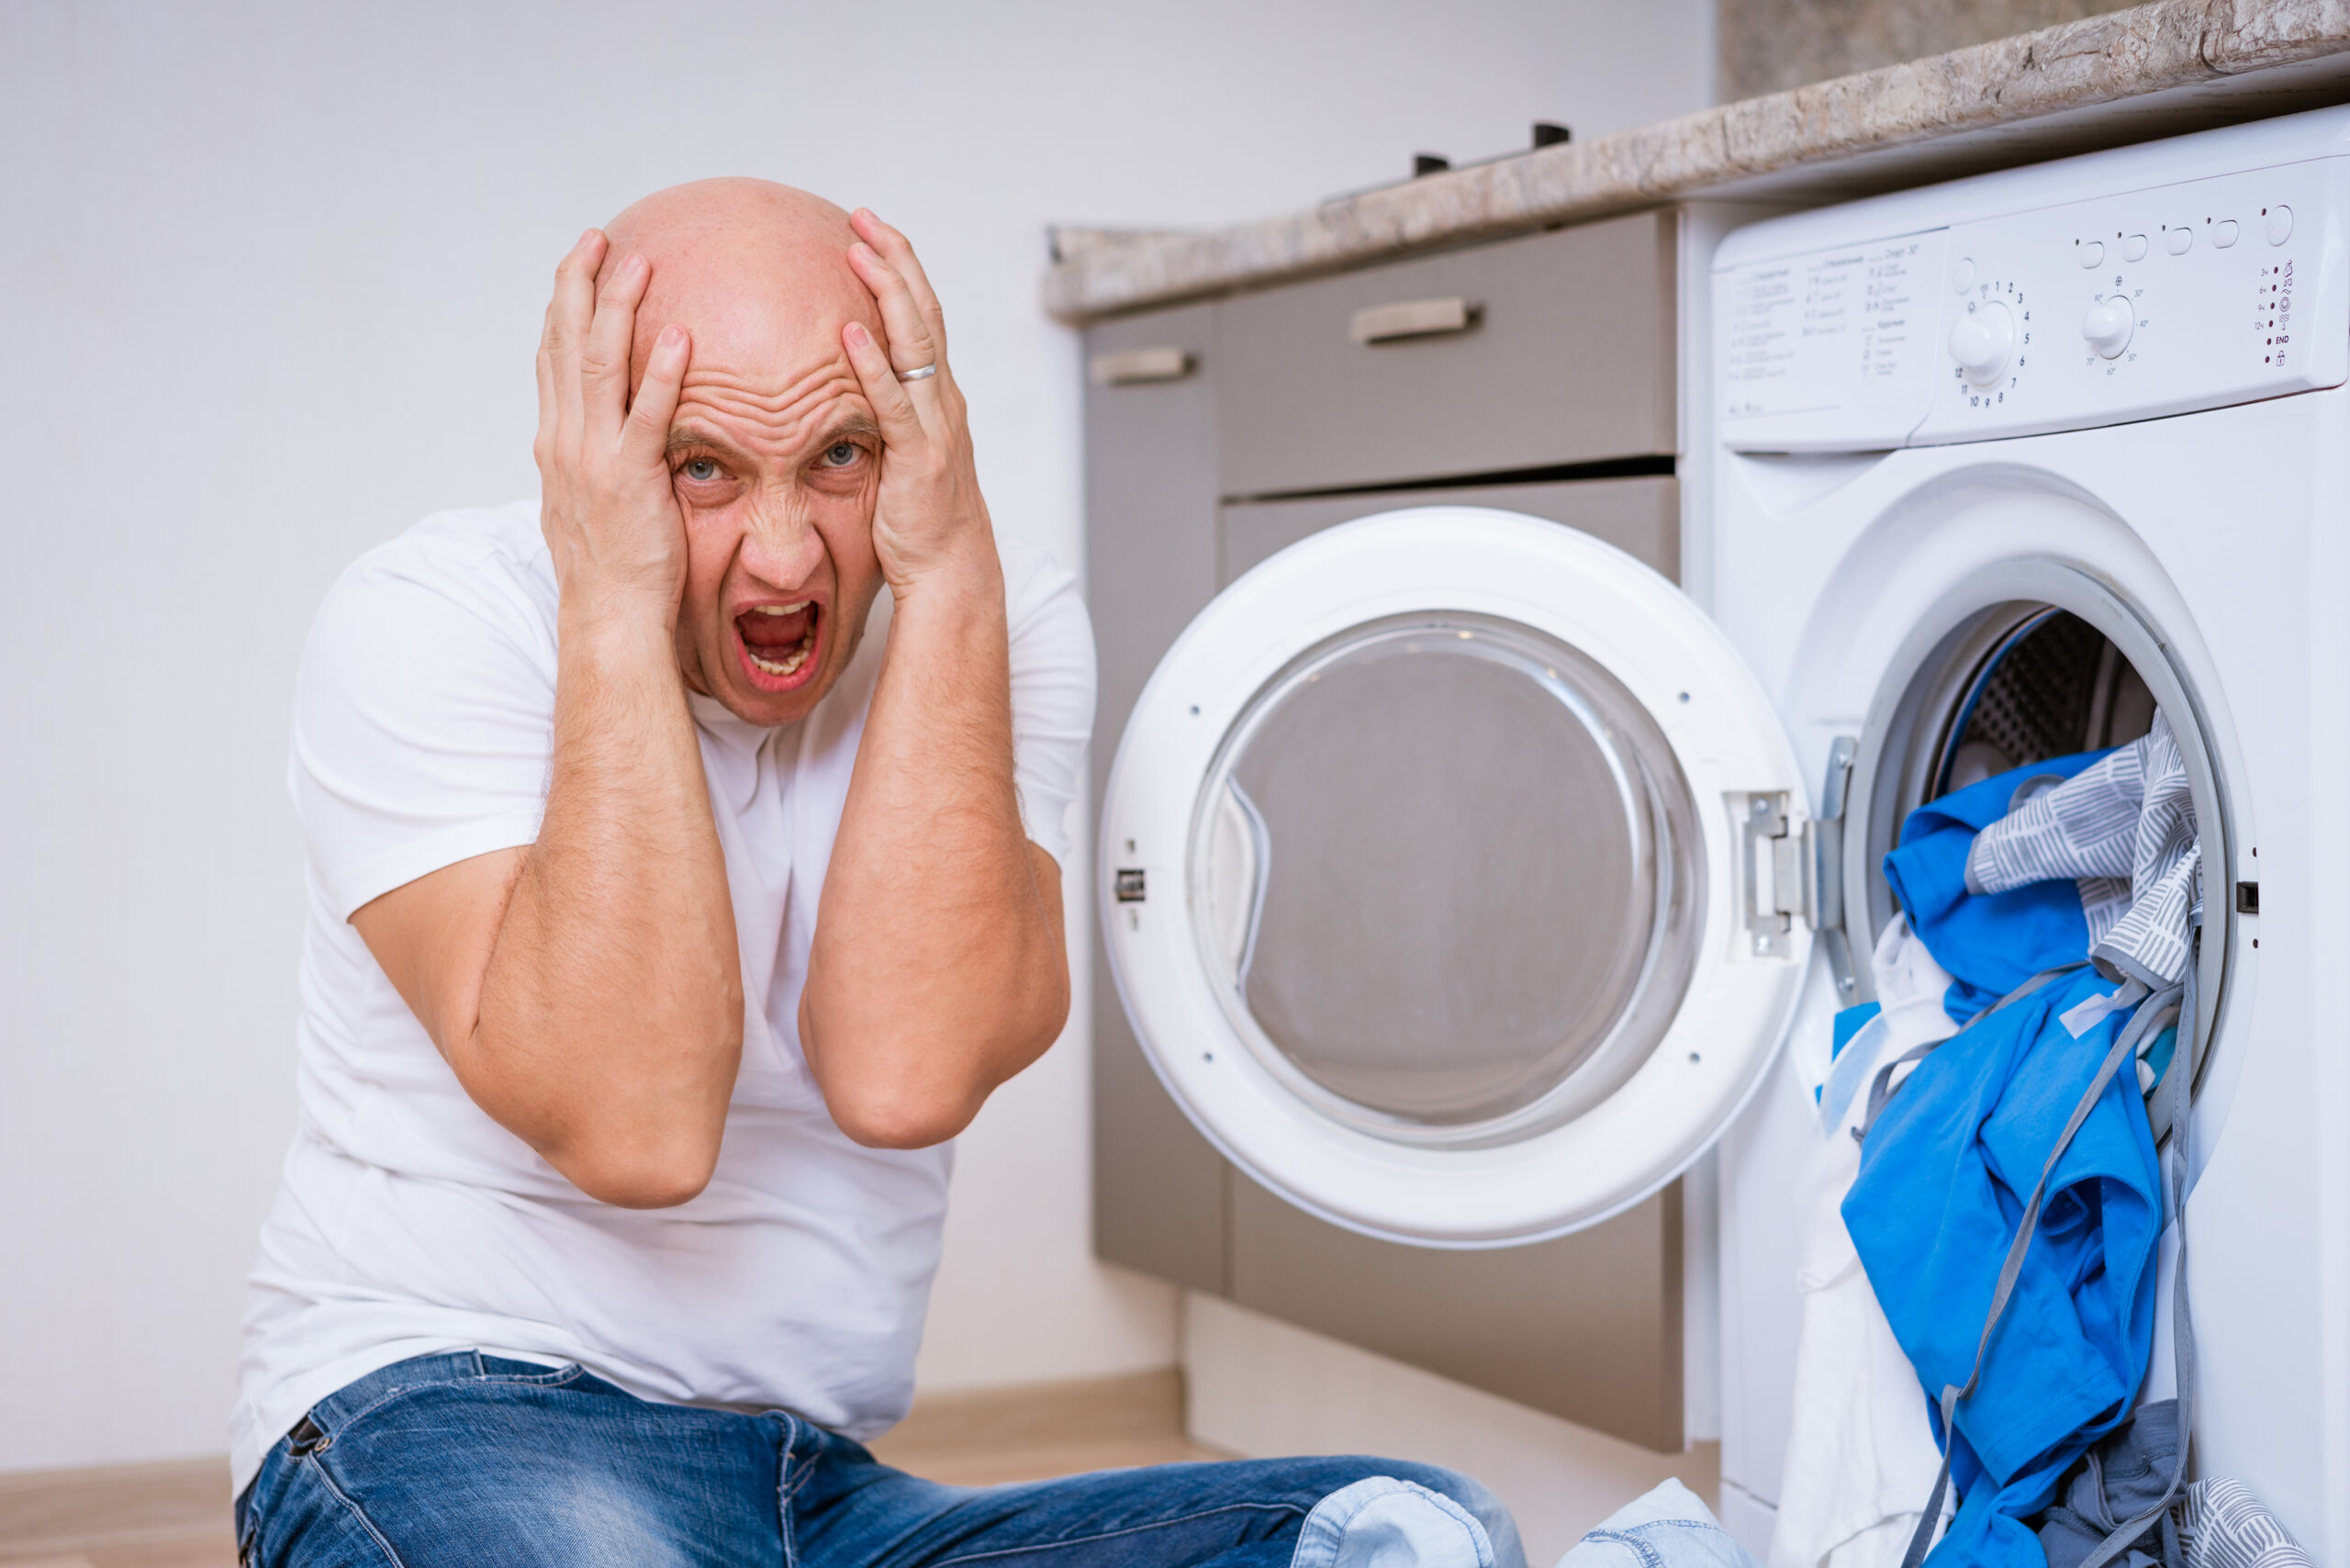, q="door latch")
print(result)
[1742,793,1812,959]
